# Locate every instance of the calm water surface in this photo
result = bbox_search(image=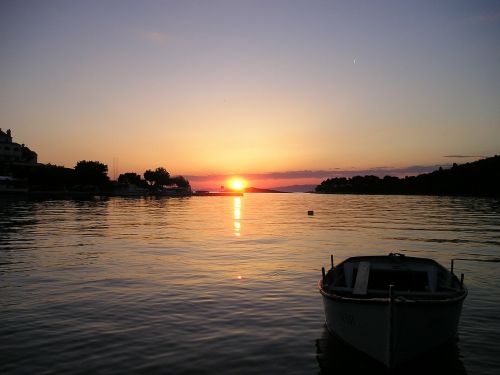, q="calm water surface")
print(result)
[1,194,500,374]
